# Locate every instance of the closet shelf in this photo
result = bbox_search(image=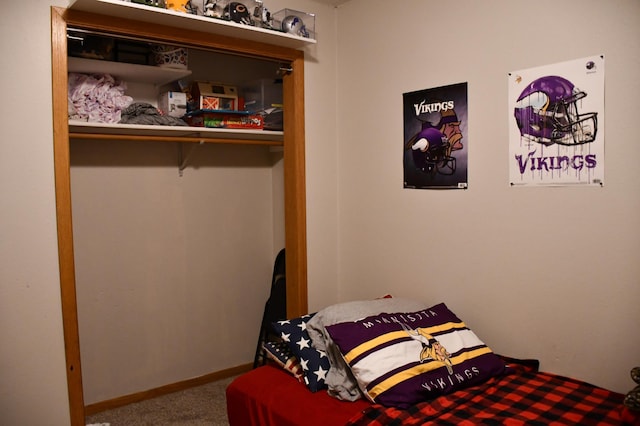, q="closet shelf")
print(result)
[69,121,284,145]
[68,57,192,86]
[69,0,317,49]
